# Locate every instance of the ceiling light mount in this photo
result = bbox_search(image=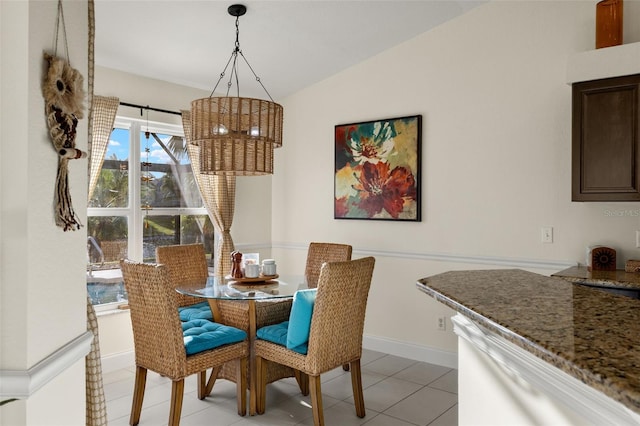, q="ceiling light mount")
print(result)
[190,3,283,176]
[227,4,246,17]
